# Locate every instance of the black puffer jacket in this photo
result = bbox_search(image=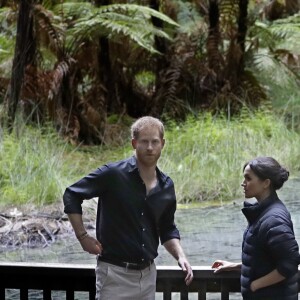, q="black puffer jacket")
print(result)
[241,192,300,300]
